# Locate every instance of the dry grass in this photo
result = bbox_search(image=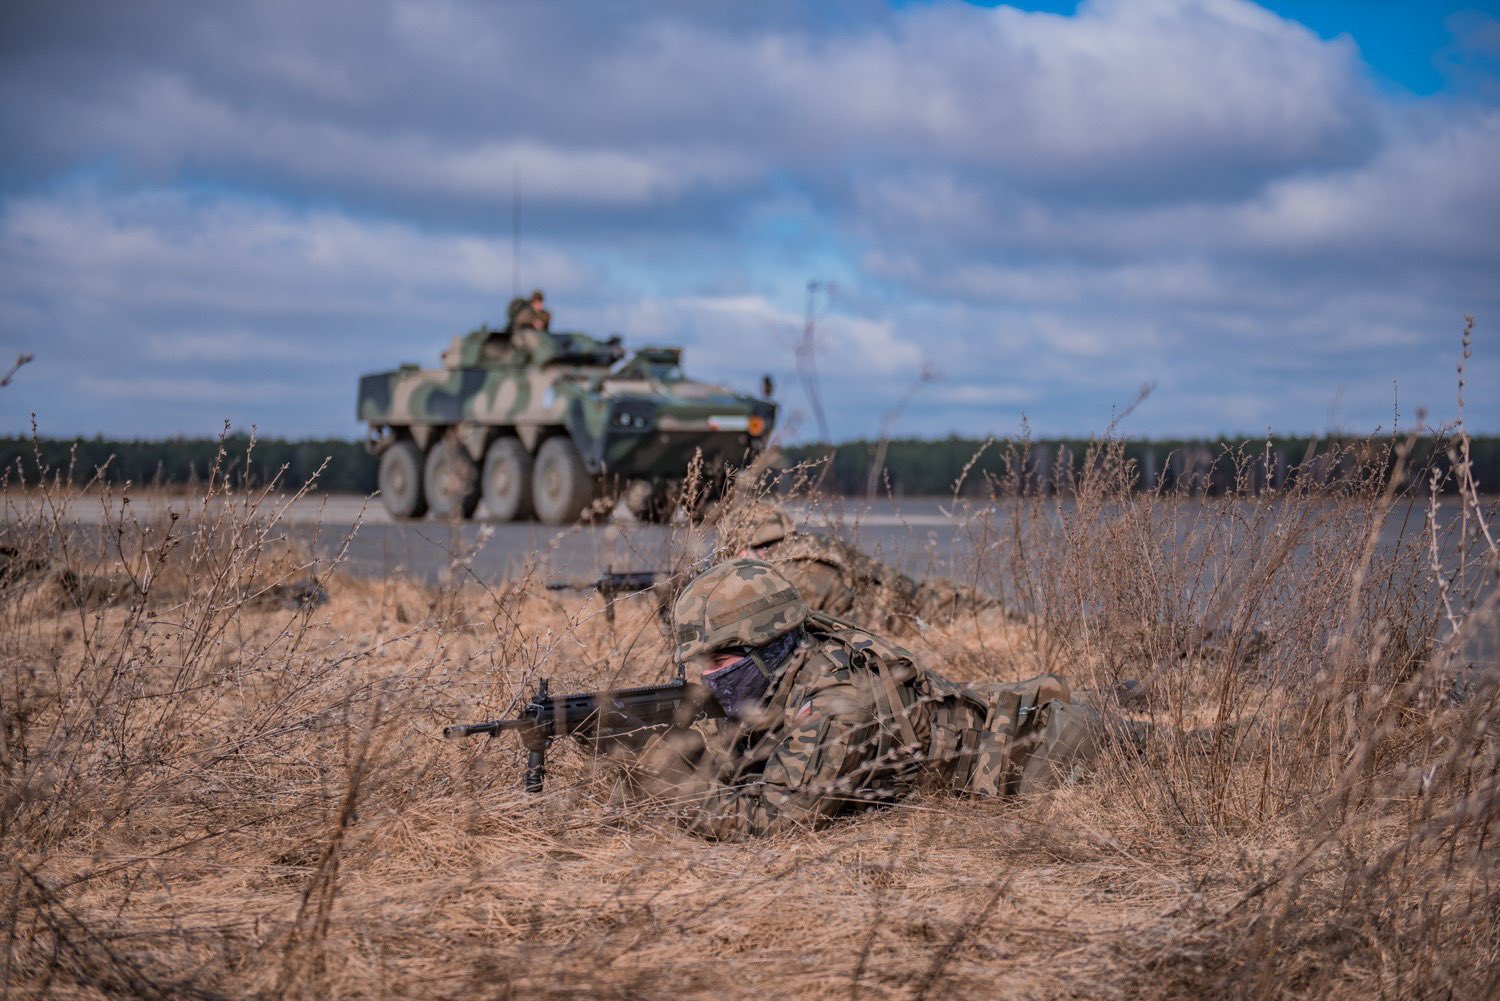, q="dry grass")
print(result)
[1,419,1496,1000]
